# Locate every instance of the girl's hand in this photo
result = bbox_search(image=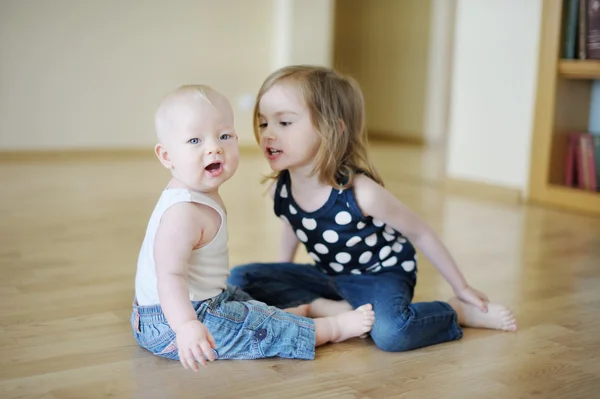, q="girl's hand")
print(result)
[175,320,217,371]
[454,285,489,312]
